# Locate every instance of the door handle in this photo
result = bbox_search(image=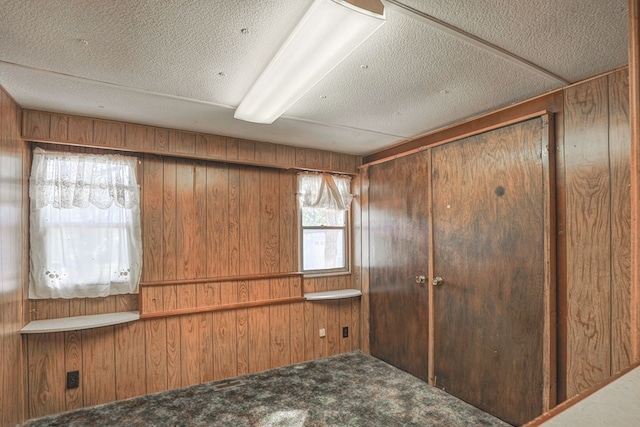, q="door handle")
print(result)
[415,275,426,285]
[432,276,443,286]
